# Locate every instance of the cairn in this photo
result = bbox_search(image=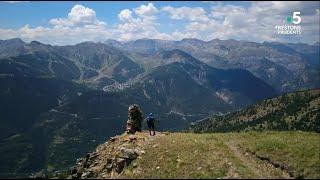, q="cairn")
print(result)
[126,104,143,134]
